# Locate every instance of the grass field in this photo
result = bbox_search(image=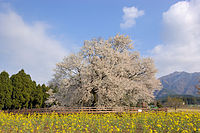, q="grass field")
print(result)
[167,107,200,112]
[0,111,199,133]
